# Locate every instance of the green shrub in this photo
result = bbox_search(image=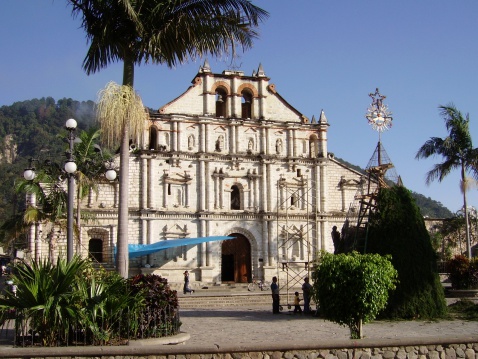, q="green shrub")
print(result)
[0,258,180,346]
[367,186,448,319]
[447,255,478,289]
[313,251,398,339]
[128,274,180,338]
